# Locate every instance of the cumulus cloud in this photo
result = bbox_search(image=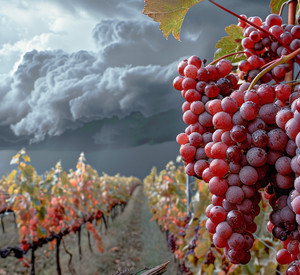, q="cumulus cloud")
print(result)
[0,47,180,145]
